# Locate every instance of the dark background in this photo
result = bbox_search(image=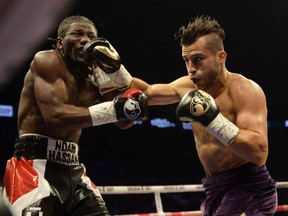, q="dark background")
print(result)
[1,0,288,214]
